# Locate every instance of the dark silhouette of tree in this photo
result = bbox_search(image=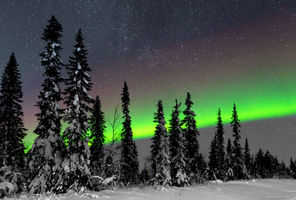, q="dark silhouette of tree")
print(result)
[89,95,106,176]
[169,100,189,186]
[254,148,264,178]
[182,92,200,183]
[62,29,93,192]
[104,154,115,178]
[139,162,150,184]
[230,103,245,179]
[278,161,289,178]
[197,153,207,181]
[208,108,227,181]
[250,155,256,177]
[150,100,171,185]
[0,53,26,169]
[290,158,296,178]
[225,138,233,180]
[216,109,225,180]
[28,16,65,194]
[243,138,252,176]
[208,135,218,180]
[119,81,139,185]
